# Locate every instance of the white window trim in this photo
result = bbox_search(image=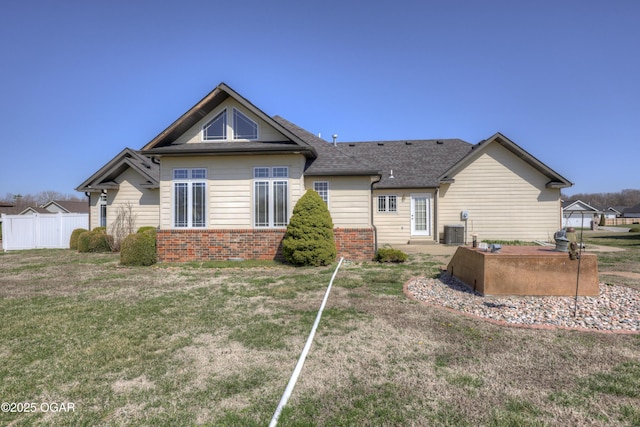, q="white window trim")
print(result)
[253,166,289,228]
[313,181,329,207]
[201,106,259,141]
[377,194,398,213]
[98,193,107,227]
[172,168,207,228]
